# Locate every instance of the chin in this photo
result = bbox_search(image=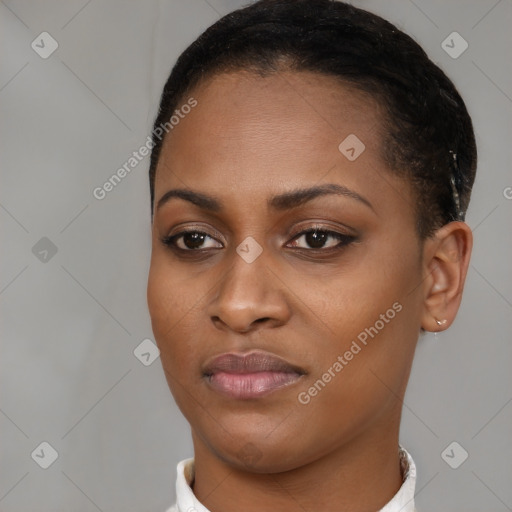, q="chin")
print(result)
[198,421,319,474]
[217,441,305,474]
